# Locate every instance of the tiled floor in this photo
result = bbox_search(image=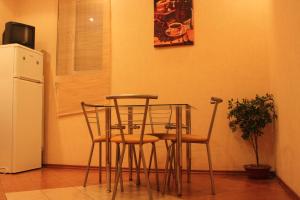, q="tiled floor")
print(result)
[6,183,179,200]
[0,168,297,200]
[6,183,178,200]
